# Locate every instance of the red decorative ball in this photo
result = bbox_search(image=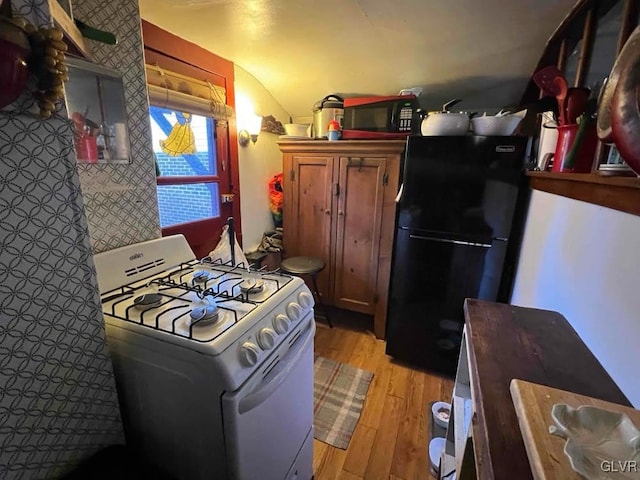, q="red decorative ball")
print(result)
[0,18,30,110]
